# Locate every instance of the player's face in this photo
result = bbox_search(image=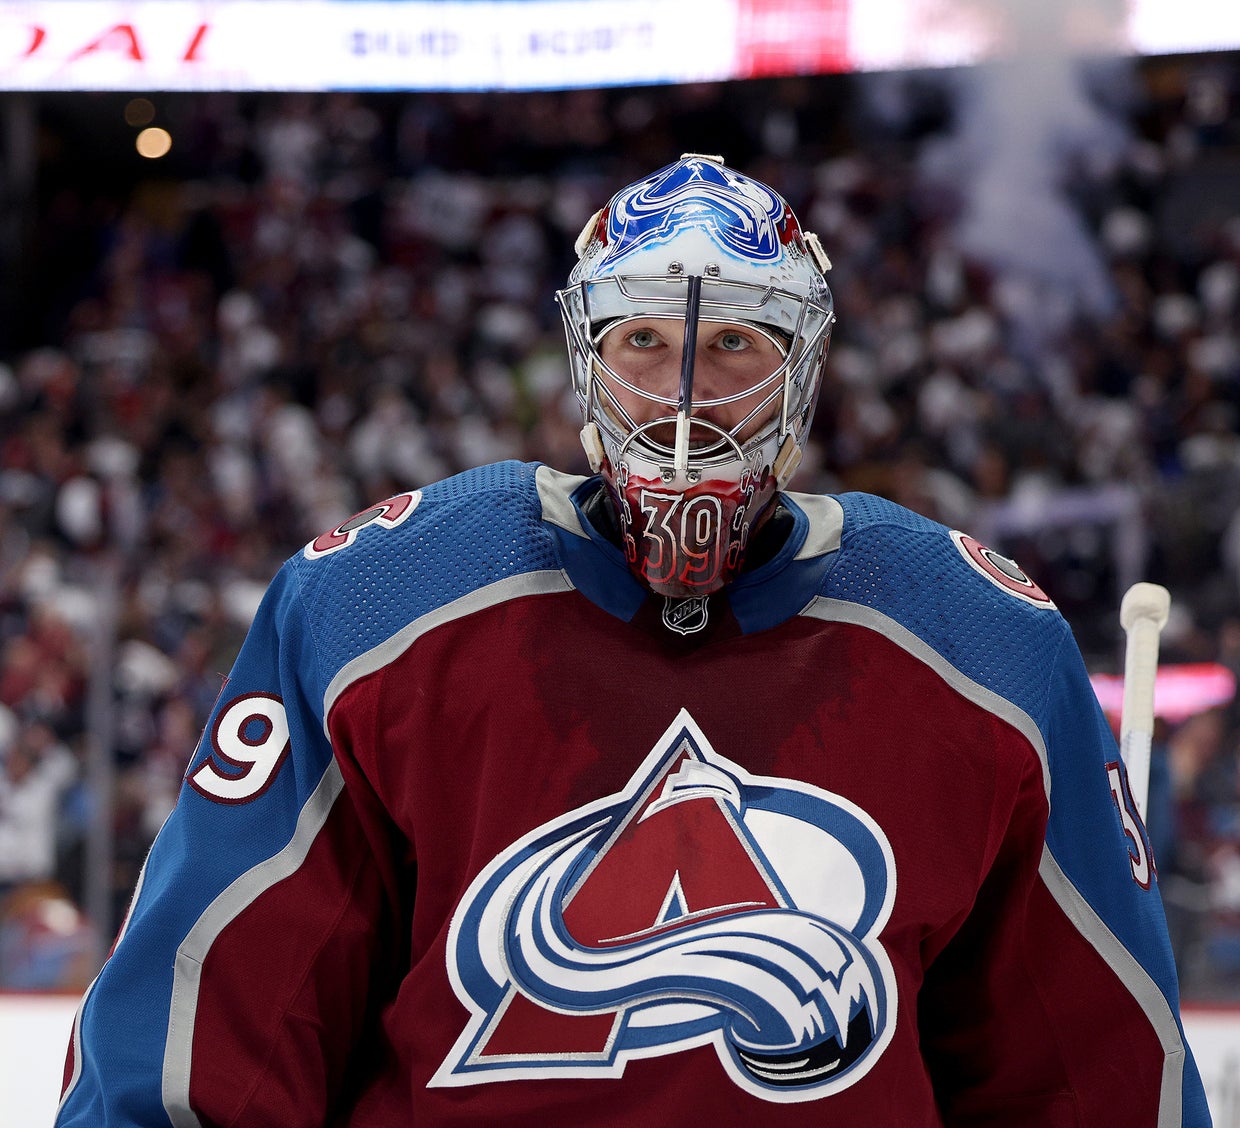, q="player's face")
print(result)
[597,317,786,444]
